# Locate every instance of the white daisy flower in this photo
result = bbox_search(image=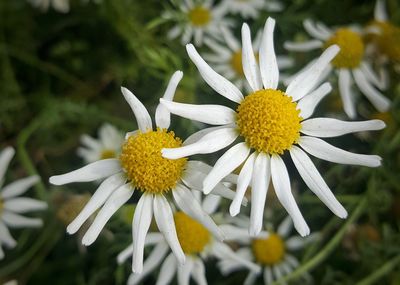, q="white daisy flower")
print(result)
[218,216,316,285]
[77,123,124,164]
[0,147,47,259]
[163,0,233,46]
[284,18,391,118]
[49,71,242,273]
[203,26,293,92]
[117,191,259,285]
[160,18,385,237]
[27,0,70,13]
[219,0,283,19]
